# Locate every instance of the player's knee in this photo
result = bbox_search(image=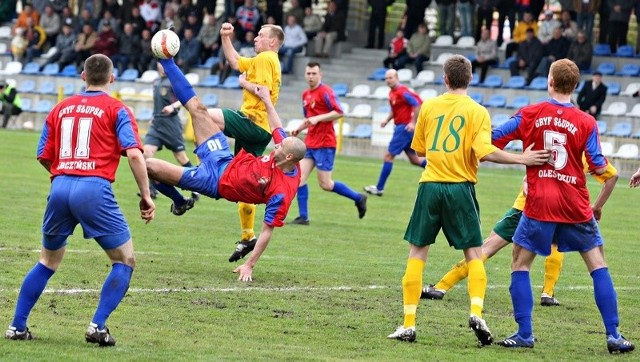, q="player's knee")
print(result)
[123,255,136,269]
[383,154,395,162]
[319,180,333,191]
